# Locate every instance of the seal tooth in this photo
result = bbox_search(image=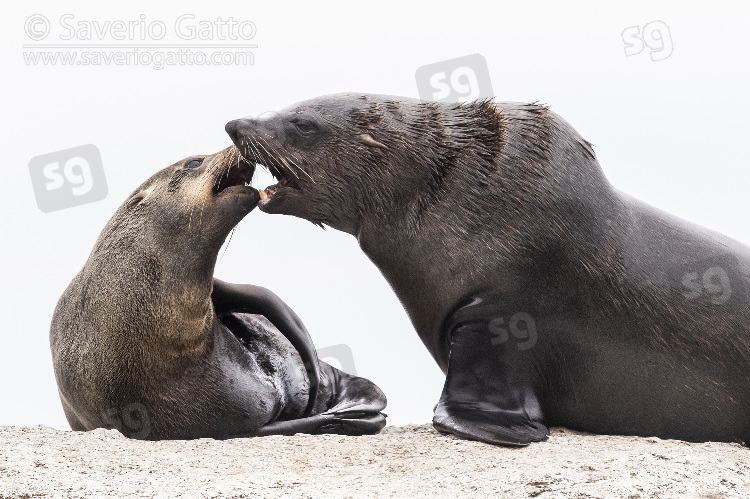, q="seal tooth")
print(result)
[259,188,276,200]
